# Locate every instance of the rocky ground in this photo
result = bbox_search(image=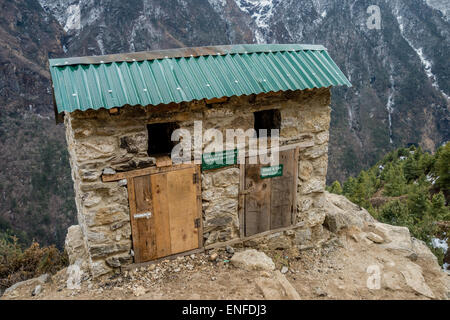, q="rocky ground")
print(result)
[1,193,449,300]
